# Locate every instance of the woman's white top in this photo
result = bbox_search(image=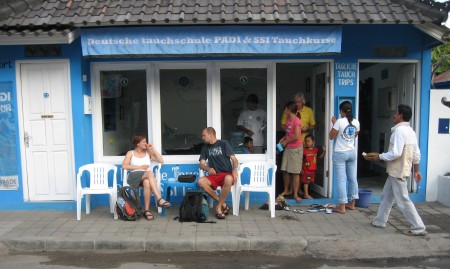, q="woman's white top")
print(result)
[332,117,360,152]
[129,150,151,170]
